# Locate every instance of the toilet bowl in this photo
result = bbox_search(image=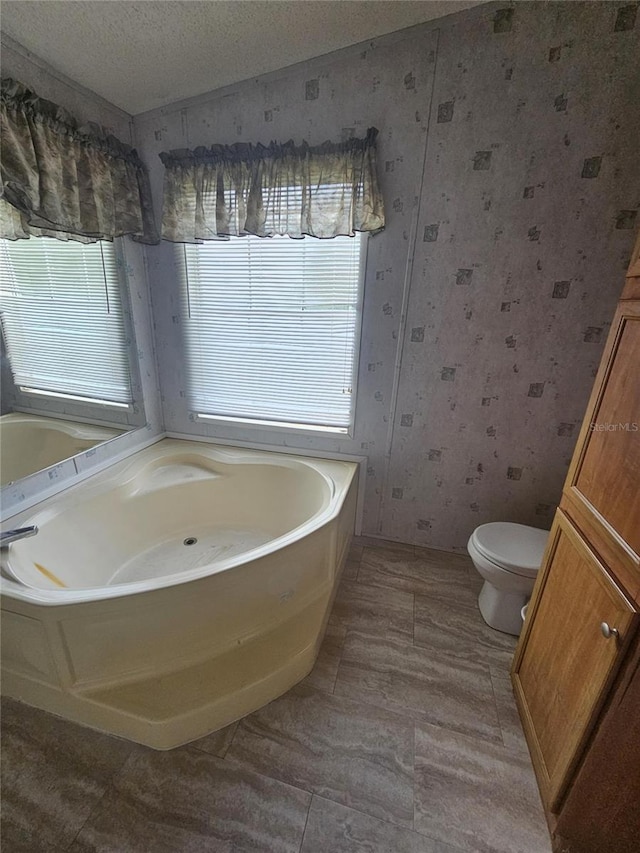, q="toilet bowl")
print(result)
[467,522,549,636]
